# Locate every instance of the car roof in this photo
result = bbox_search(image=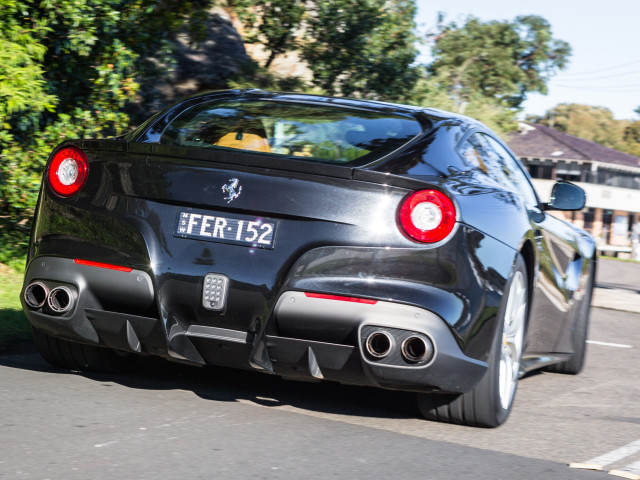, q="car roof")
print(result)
[181,89,483,128]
